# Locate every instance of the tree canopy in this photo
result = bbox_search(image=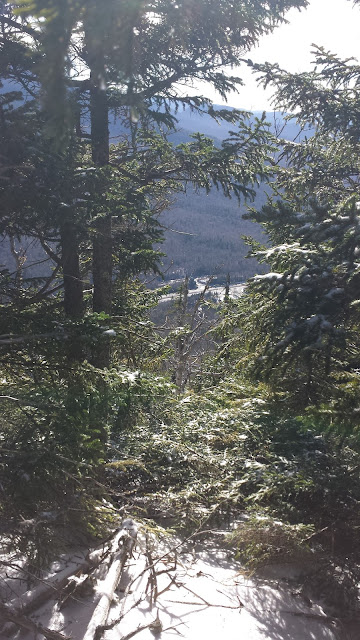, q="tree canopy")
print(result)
[1,0,307,366]
[230,47,360,424]
[0,0,309,550]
